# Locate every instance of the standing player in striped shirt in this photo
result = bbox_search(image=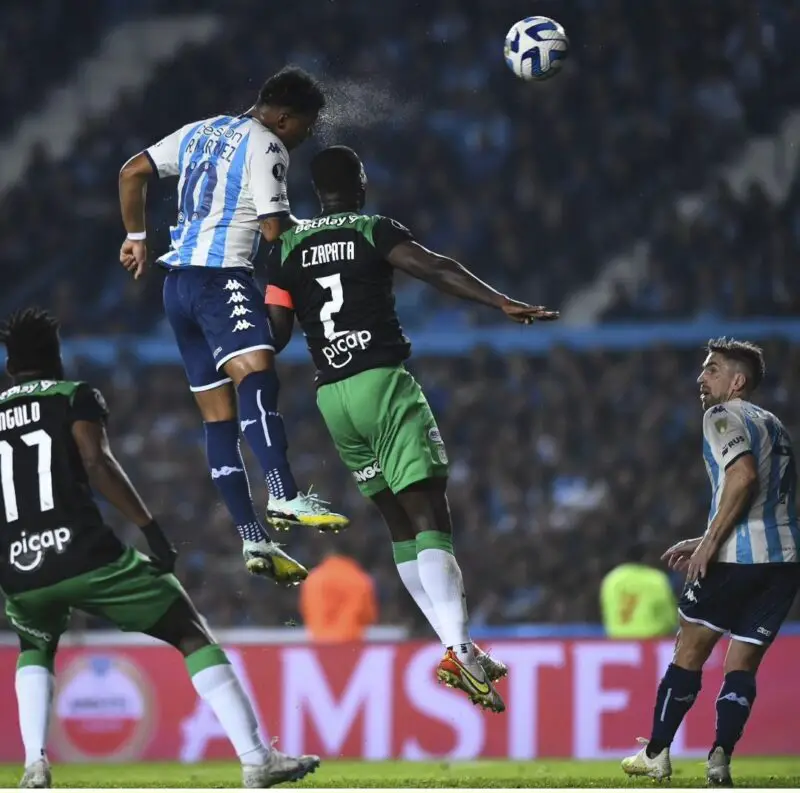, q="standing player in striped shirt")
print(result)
[623,338,800,786]
[118,68,348,585]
